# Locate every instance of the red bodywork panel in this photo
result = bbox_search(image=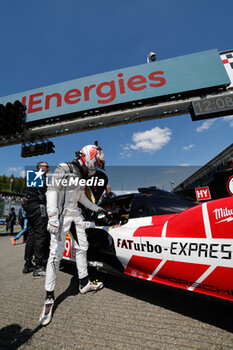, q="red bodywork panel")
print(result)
[123,197,233,301]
